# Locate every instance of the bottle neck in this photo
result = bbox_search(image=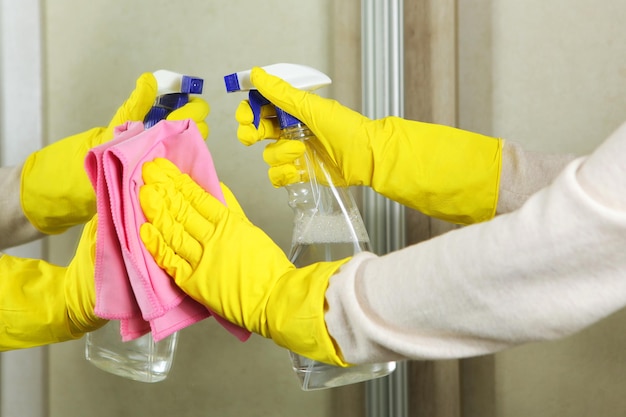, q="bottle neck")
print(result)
[280,123,314,141]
